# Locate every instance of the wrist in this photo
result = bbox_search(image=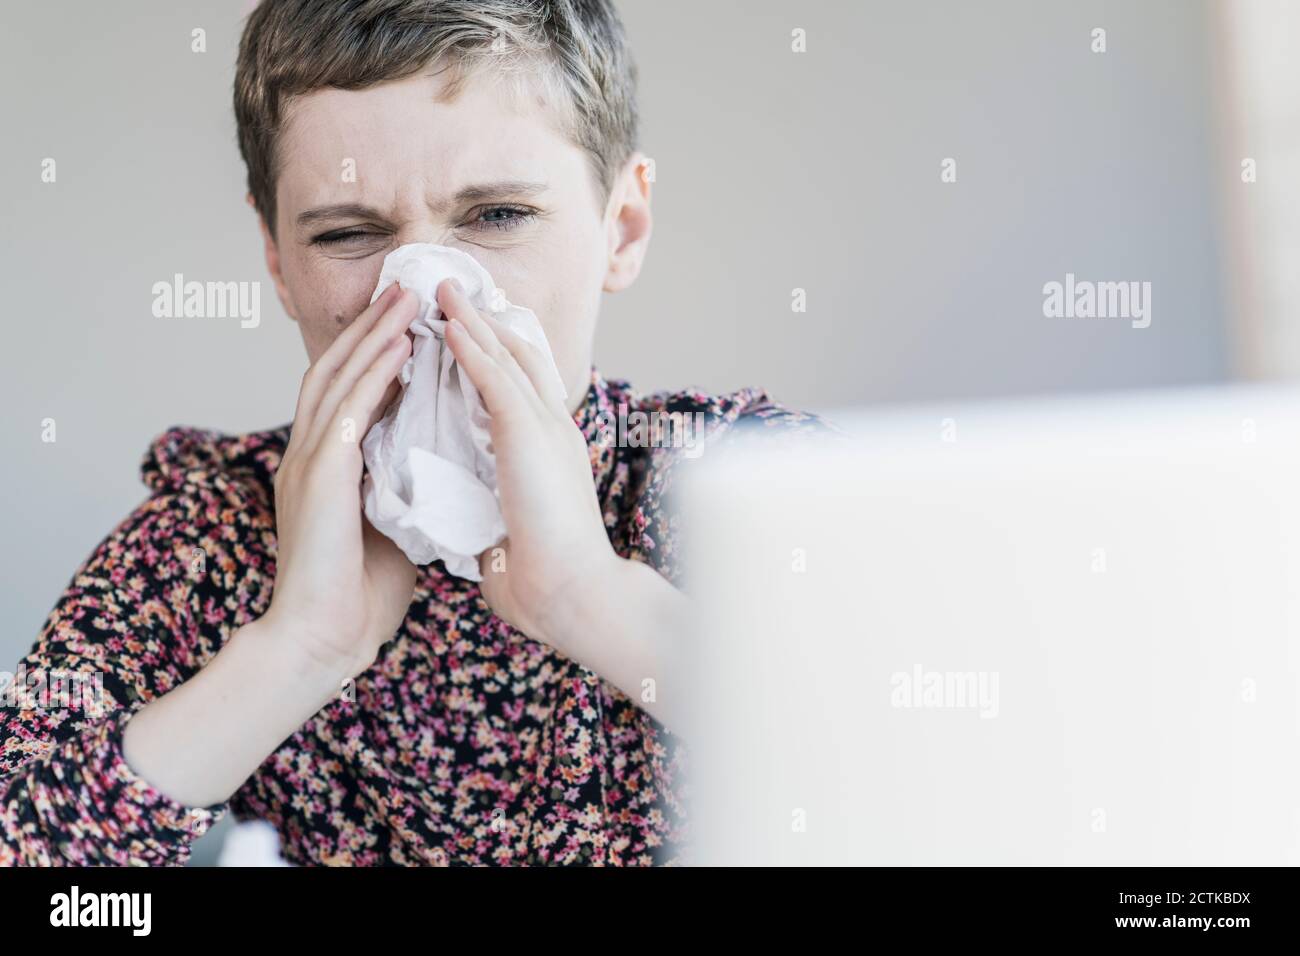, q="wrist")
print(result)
[245,610,371,687]
[536,551,626,653]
